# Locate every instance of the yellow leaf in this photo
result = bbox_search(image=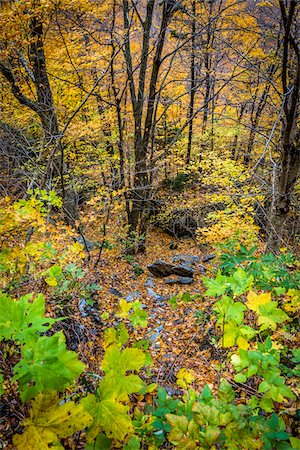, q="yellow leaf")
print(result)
[115,299,132,319]
[45,276,58,287]
[246,291,271,312]
[13,392,92,450]
[176,368,195,389]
